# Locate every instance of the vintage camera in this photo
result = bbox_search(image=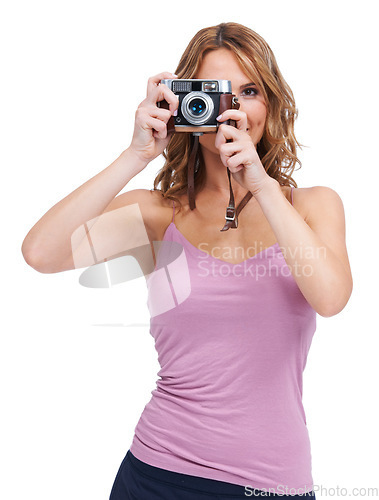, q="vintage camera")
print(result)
[158,79,239,133]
